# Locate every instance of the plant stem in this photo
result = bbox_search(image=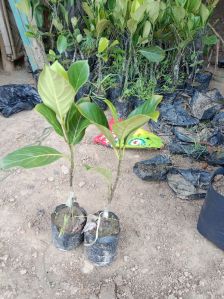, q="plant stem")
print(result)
[123,36,132,91]
[68,144,75,189]
[97,55,103,93]
[61,121,75,193]
[108,153,122,205]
